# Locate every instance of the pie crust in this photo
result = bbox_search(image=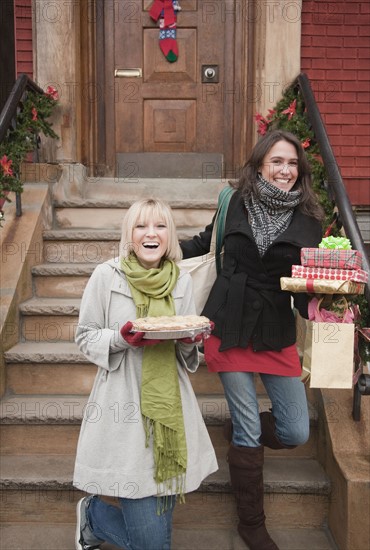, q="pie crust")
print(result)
[131,314,210,332]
